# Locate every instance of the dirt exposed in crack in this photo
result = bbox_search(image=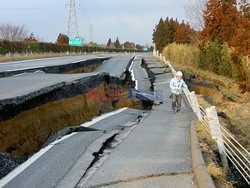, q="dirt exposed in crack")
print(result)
[0,82,144,179]
[65,64,100,74]
[77,133,118,186]
[0,81,144,157]
[76,113,146,187]
[141,59,155,91]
